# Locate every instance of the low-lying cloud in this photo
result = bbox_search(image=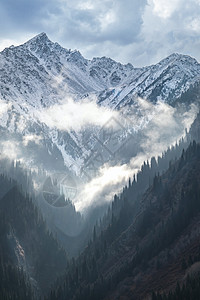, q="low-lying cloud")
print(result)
[0,94,198,214]
[37,96,118,131]
[0,99,11,117]
[22,134,42,146]
[73,98,198,213]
